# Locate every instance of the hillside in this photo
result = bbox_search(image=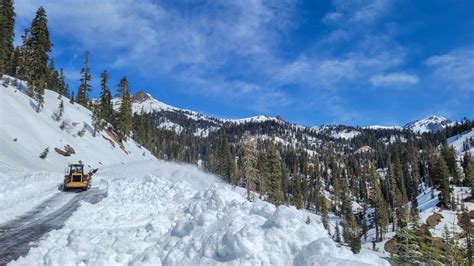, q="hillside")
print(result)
[0,76,156,174]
